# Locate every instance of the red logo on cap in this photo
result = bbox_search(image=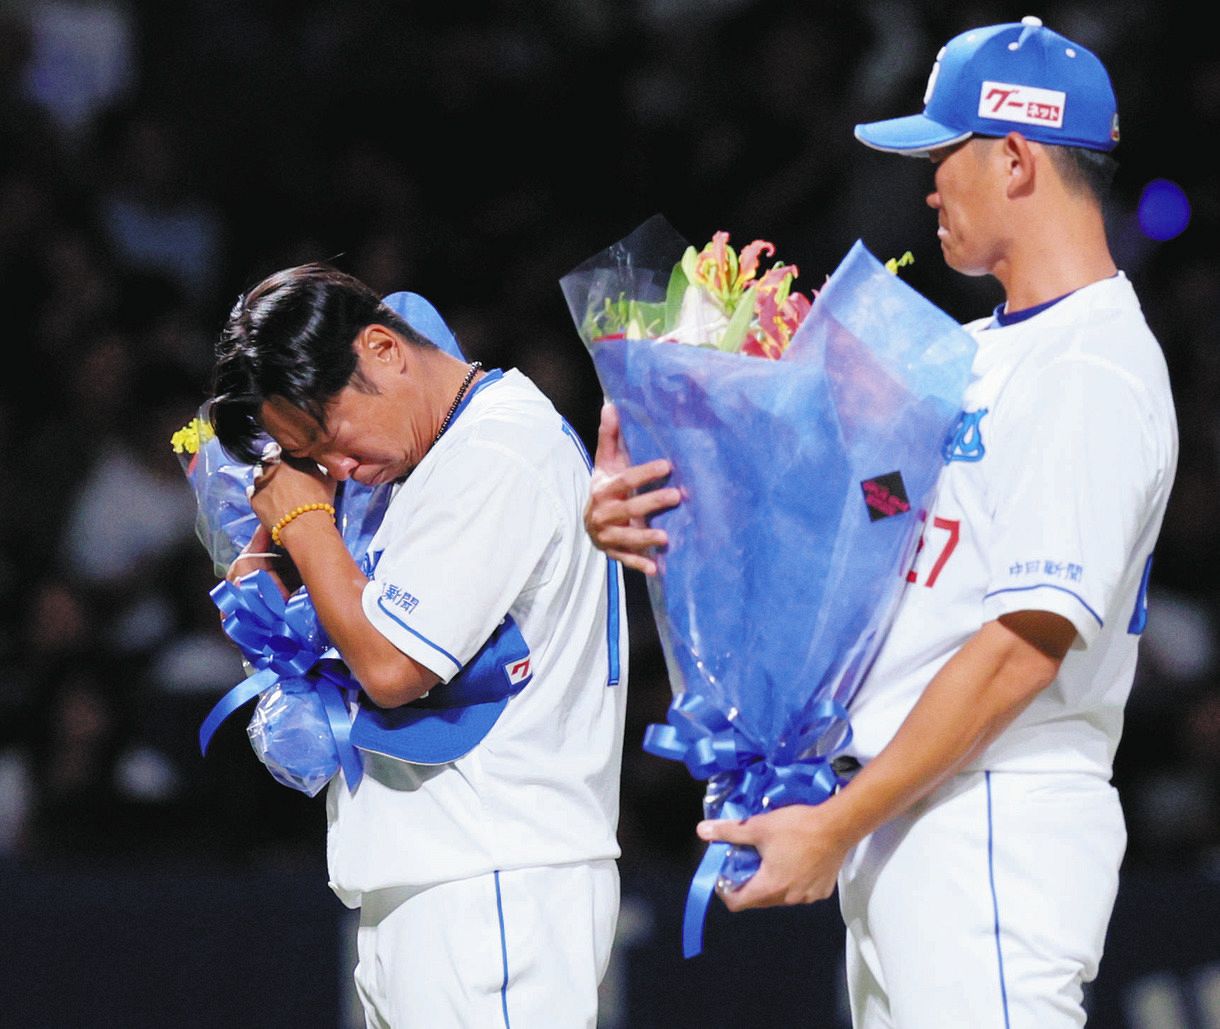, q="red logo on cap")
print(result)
[984,86,1021,114]
[1027,102,1062,123]
[978,82,1066,129]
